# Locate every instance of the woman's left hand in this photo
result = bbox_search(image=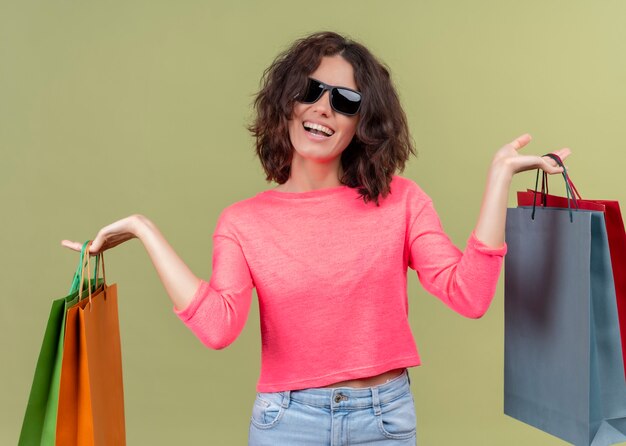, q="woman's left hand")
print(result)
[492,133,572,176]
[472,133,573,248]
